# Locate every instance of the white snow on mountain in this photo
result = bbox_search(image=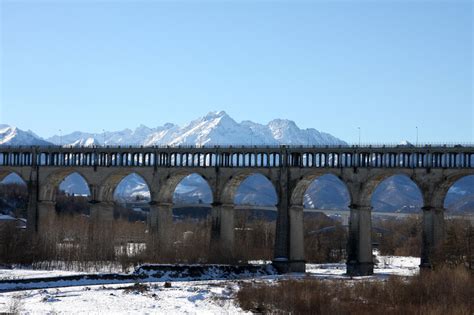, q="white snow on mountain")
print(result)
[0,124,52,146]
[399,140,415,146]
[1,112,346,147]
[46,111,347,147]
[70,137,101,147]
